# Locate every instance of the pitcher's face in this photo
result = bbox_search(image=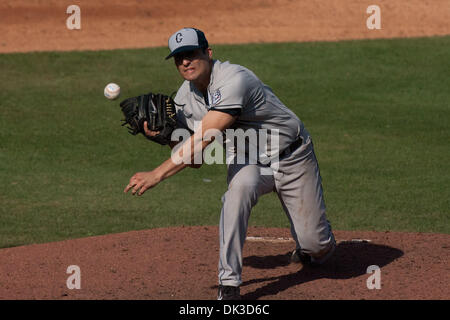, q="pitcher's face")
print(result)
[174,48,213,83]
